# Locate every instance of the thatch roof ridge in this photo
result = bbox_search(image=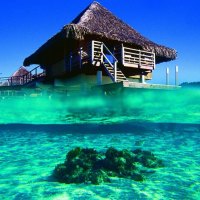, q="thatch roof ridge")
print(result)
[72,1,146,41]
[71,2,96,24]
